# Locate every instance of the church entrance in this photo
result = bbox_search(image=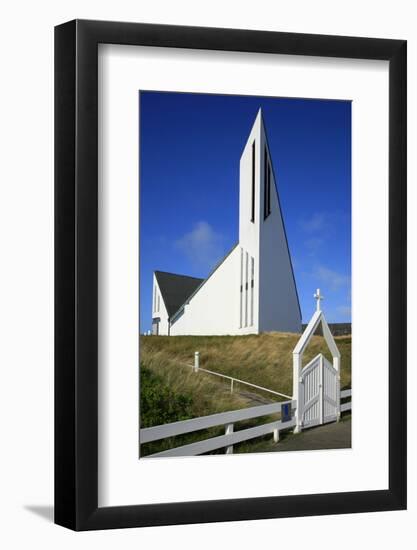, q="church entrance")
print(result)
[152,317,160,335]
